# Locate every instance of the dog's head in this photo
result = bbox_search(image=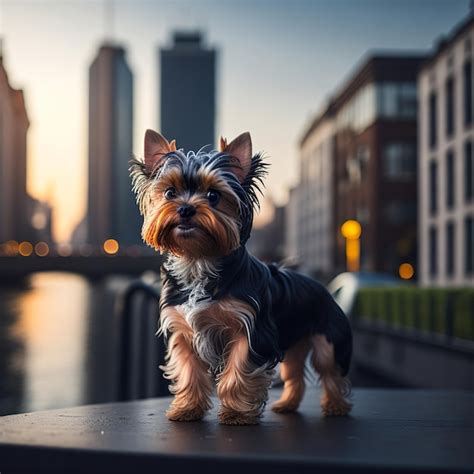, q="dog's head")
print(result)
[130,129,267,258]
